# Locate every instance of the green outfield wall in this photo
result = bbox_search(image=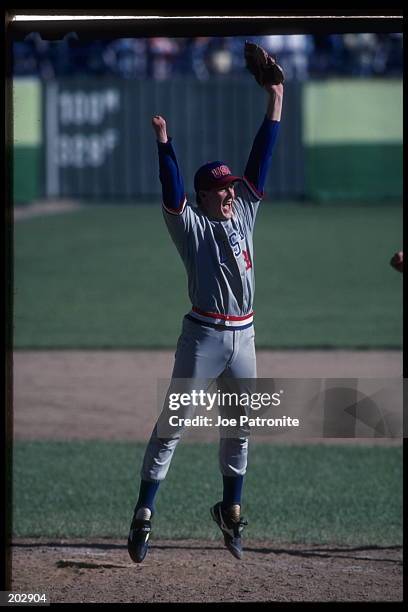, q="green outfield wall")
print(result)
[12,77,402,204]
[13,78,42,203]
[303,80,403,201]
